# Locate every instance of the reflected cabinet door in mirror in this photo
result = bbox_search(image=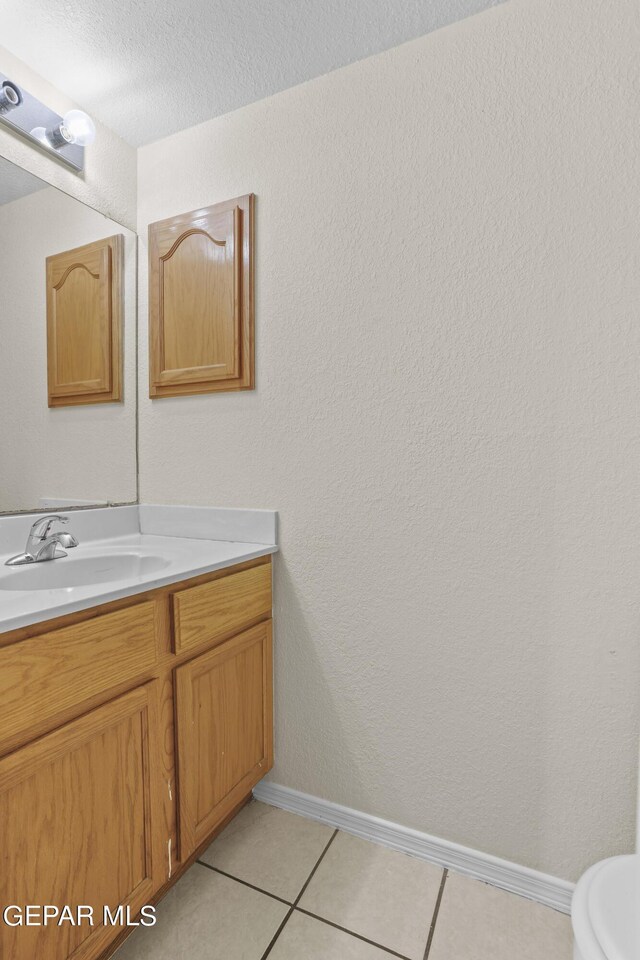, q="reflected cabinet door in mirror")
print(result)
[46,235,123,407]
[148,194,254,398]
